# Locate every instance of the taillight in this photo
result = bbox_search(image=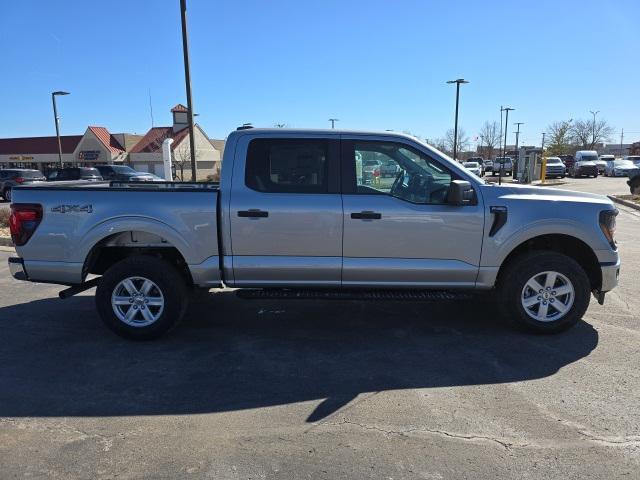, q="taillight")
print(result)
[9,204,43,246]
[14,177,25,184]
[373,169,380,177]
